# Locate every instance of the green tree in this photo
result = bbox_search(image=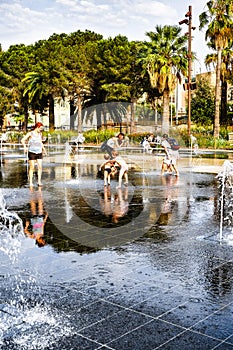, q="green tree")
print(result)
[191,77,215,125]
[199,0,233,137]
[205,45,233,126]
[90,35,141,129]
[139,25,188,134]
[23,36,70,129]
[0,44,35,130]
